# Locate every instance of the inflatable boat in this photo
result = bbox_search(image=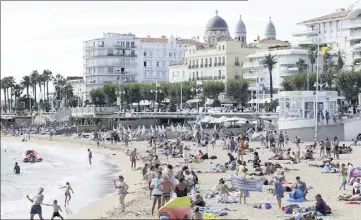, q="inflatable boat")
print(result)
[23,150,43,163]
